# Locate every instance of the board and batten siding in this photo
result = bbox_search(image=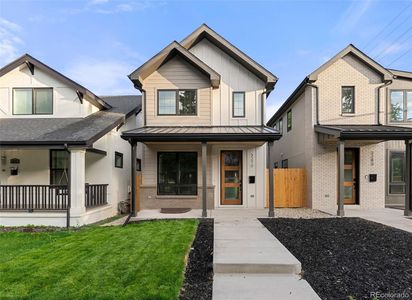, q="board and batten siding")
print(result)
[0,65,98,118]
[142,56,212,126]
[189,38,266,126]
